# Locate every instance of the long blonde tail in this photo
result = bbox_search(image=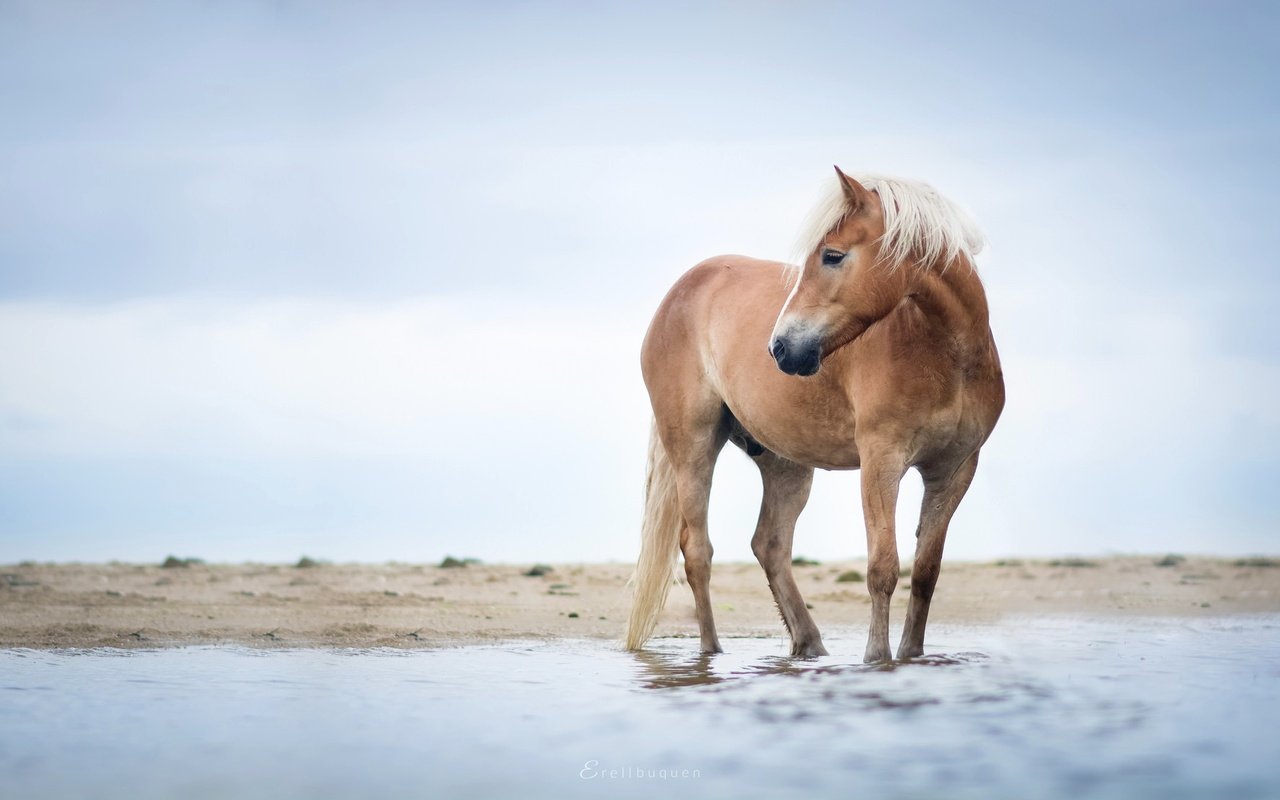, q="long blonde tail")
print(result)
[624,421,683,650]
